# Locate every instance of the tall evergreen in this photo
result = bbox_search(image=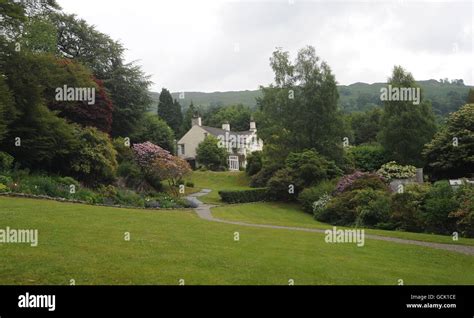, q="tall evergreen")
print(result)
[158,88,175,127]
[172,99,183,137]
